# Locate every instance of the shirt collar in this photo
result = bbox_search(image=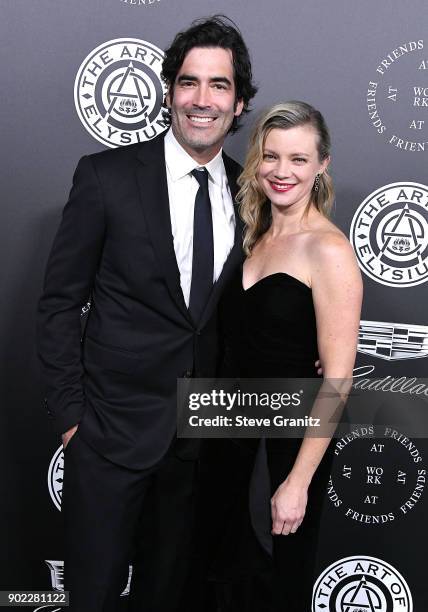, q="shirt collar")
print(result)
[164,128,226,187]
